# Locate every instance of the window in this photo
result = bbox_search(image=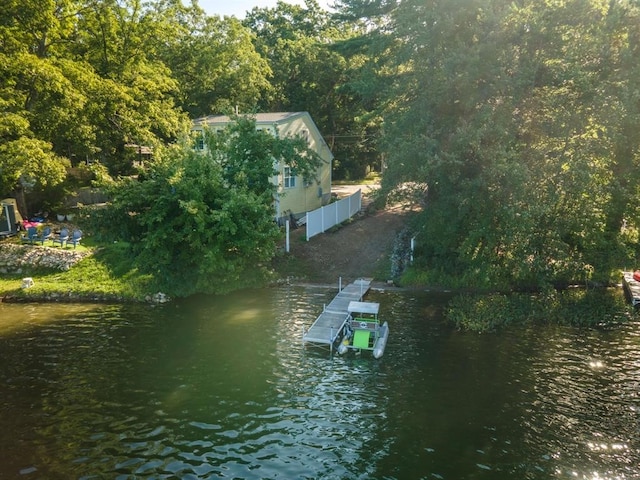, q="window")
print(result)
[284,166,296,188]
[194,131,205,150]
